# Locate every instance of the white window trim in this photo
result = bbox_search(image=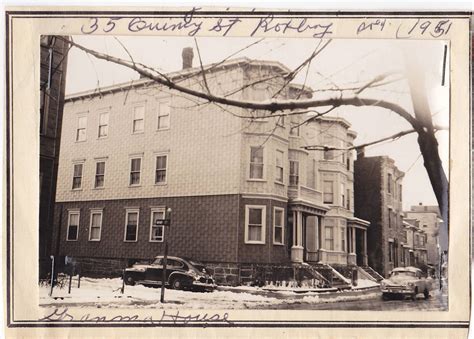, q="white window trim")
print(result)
[149,207,166,242]
[124,208,140,242]
[88,209,103,241]
[66,211,80,241]
[273,207,285,245]
[94,160,106,189]
[131,103,145,134]
[248,146,265,181]
[98,111,109,139]
[154,153,168,185]
[244,205,266,244]
[156,101,171,131]
[72,162,84,191]
[75,114,88,143]
[129,157,142,187]
[275,150,284,183]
